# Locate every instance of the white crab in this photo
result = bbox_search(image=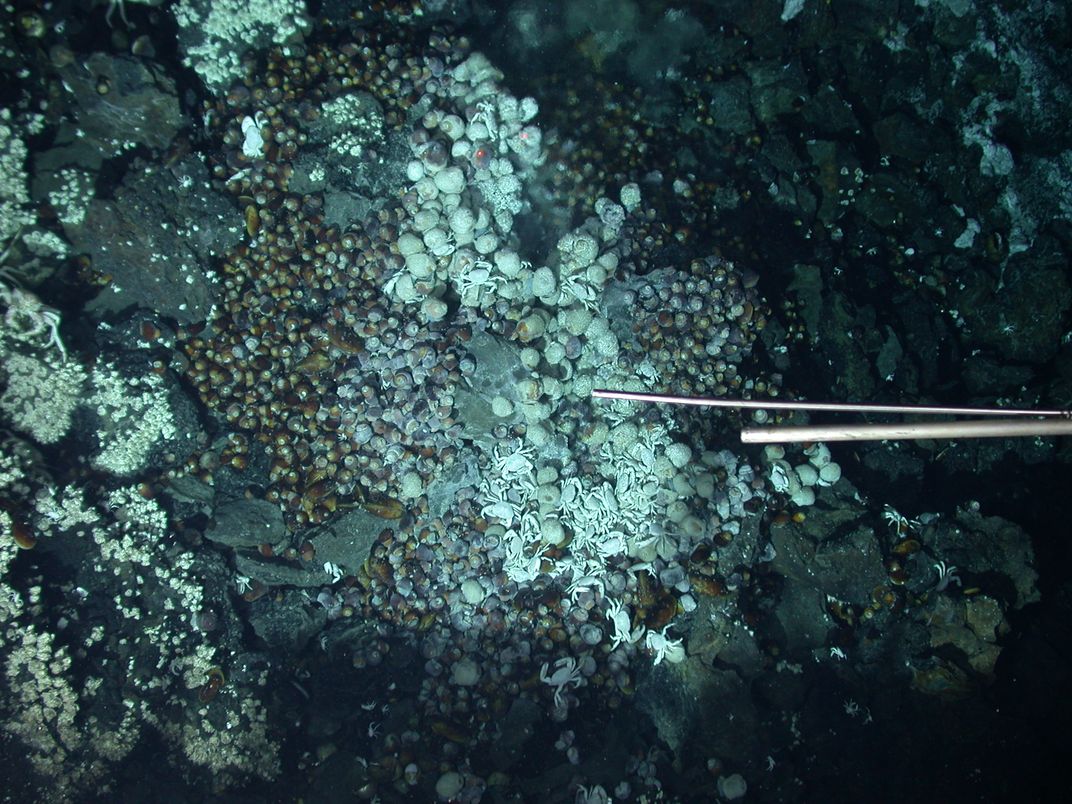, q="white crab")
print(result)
[452,252,499,304]
[0,283,66,361]
[645,625,686,666]
[493,439,535,479]
[518,509,544,543]
[585,482,619,518]
[502,531,547,584]
[468,99,499,141]
[480,473,519,526]
[882,504,920,534]
[604,598,645,650]
[557,275,600,310]
[631,526,679,563]
[591,529,627,560]
[539,656,585,708]
[456,263,492,291]
[382,268,416,302]
[558,477,584,508]
[566,574,605,604]
[574,785,609,804]
[423,227,456,258]
[635,359,662,385]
